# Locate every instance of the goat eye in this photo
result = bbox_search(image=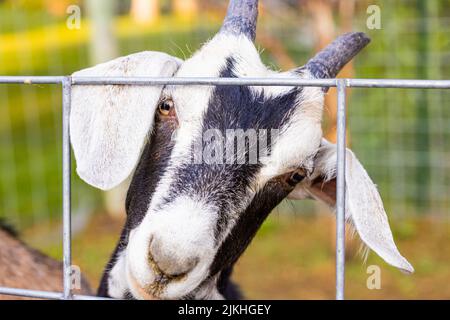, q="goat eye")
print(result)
[287,170,305,186]
[158,99,174,116]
